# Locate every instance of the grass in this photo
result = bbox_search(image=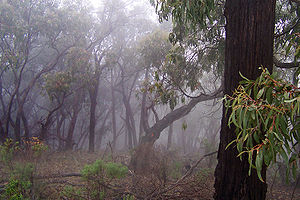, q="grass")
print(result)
[0,147,298,199]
